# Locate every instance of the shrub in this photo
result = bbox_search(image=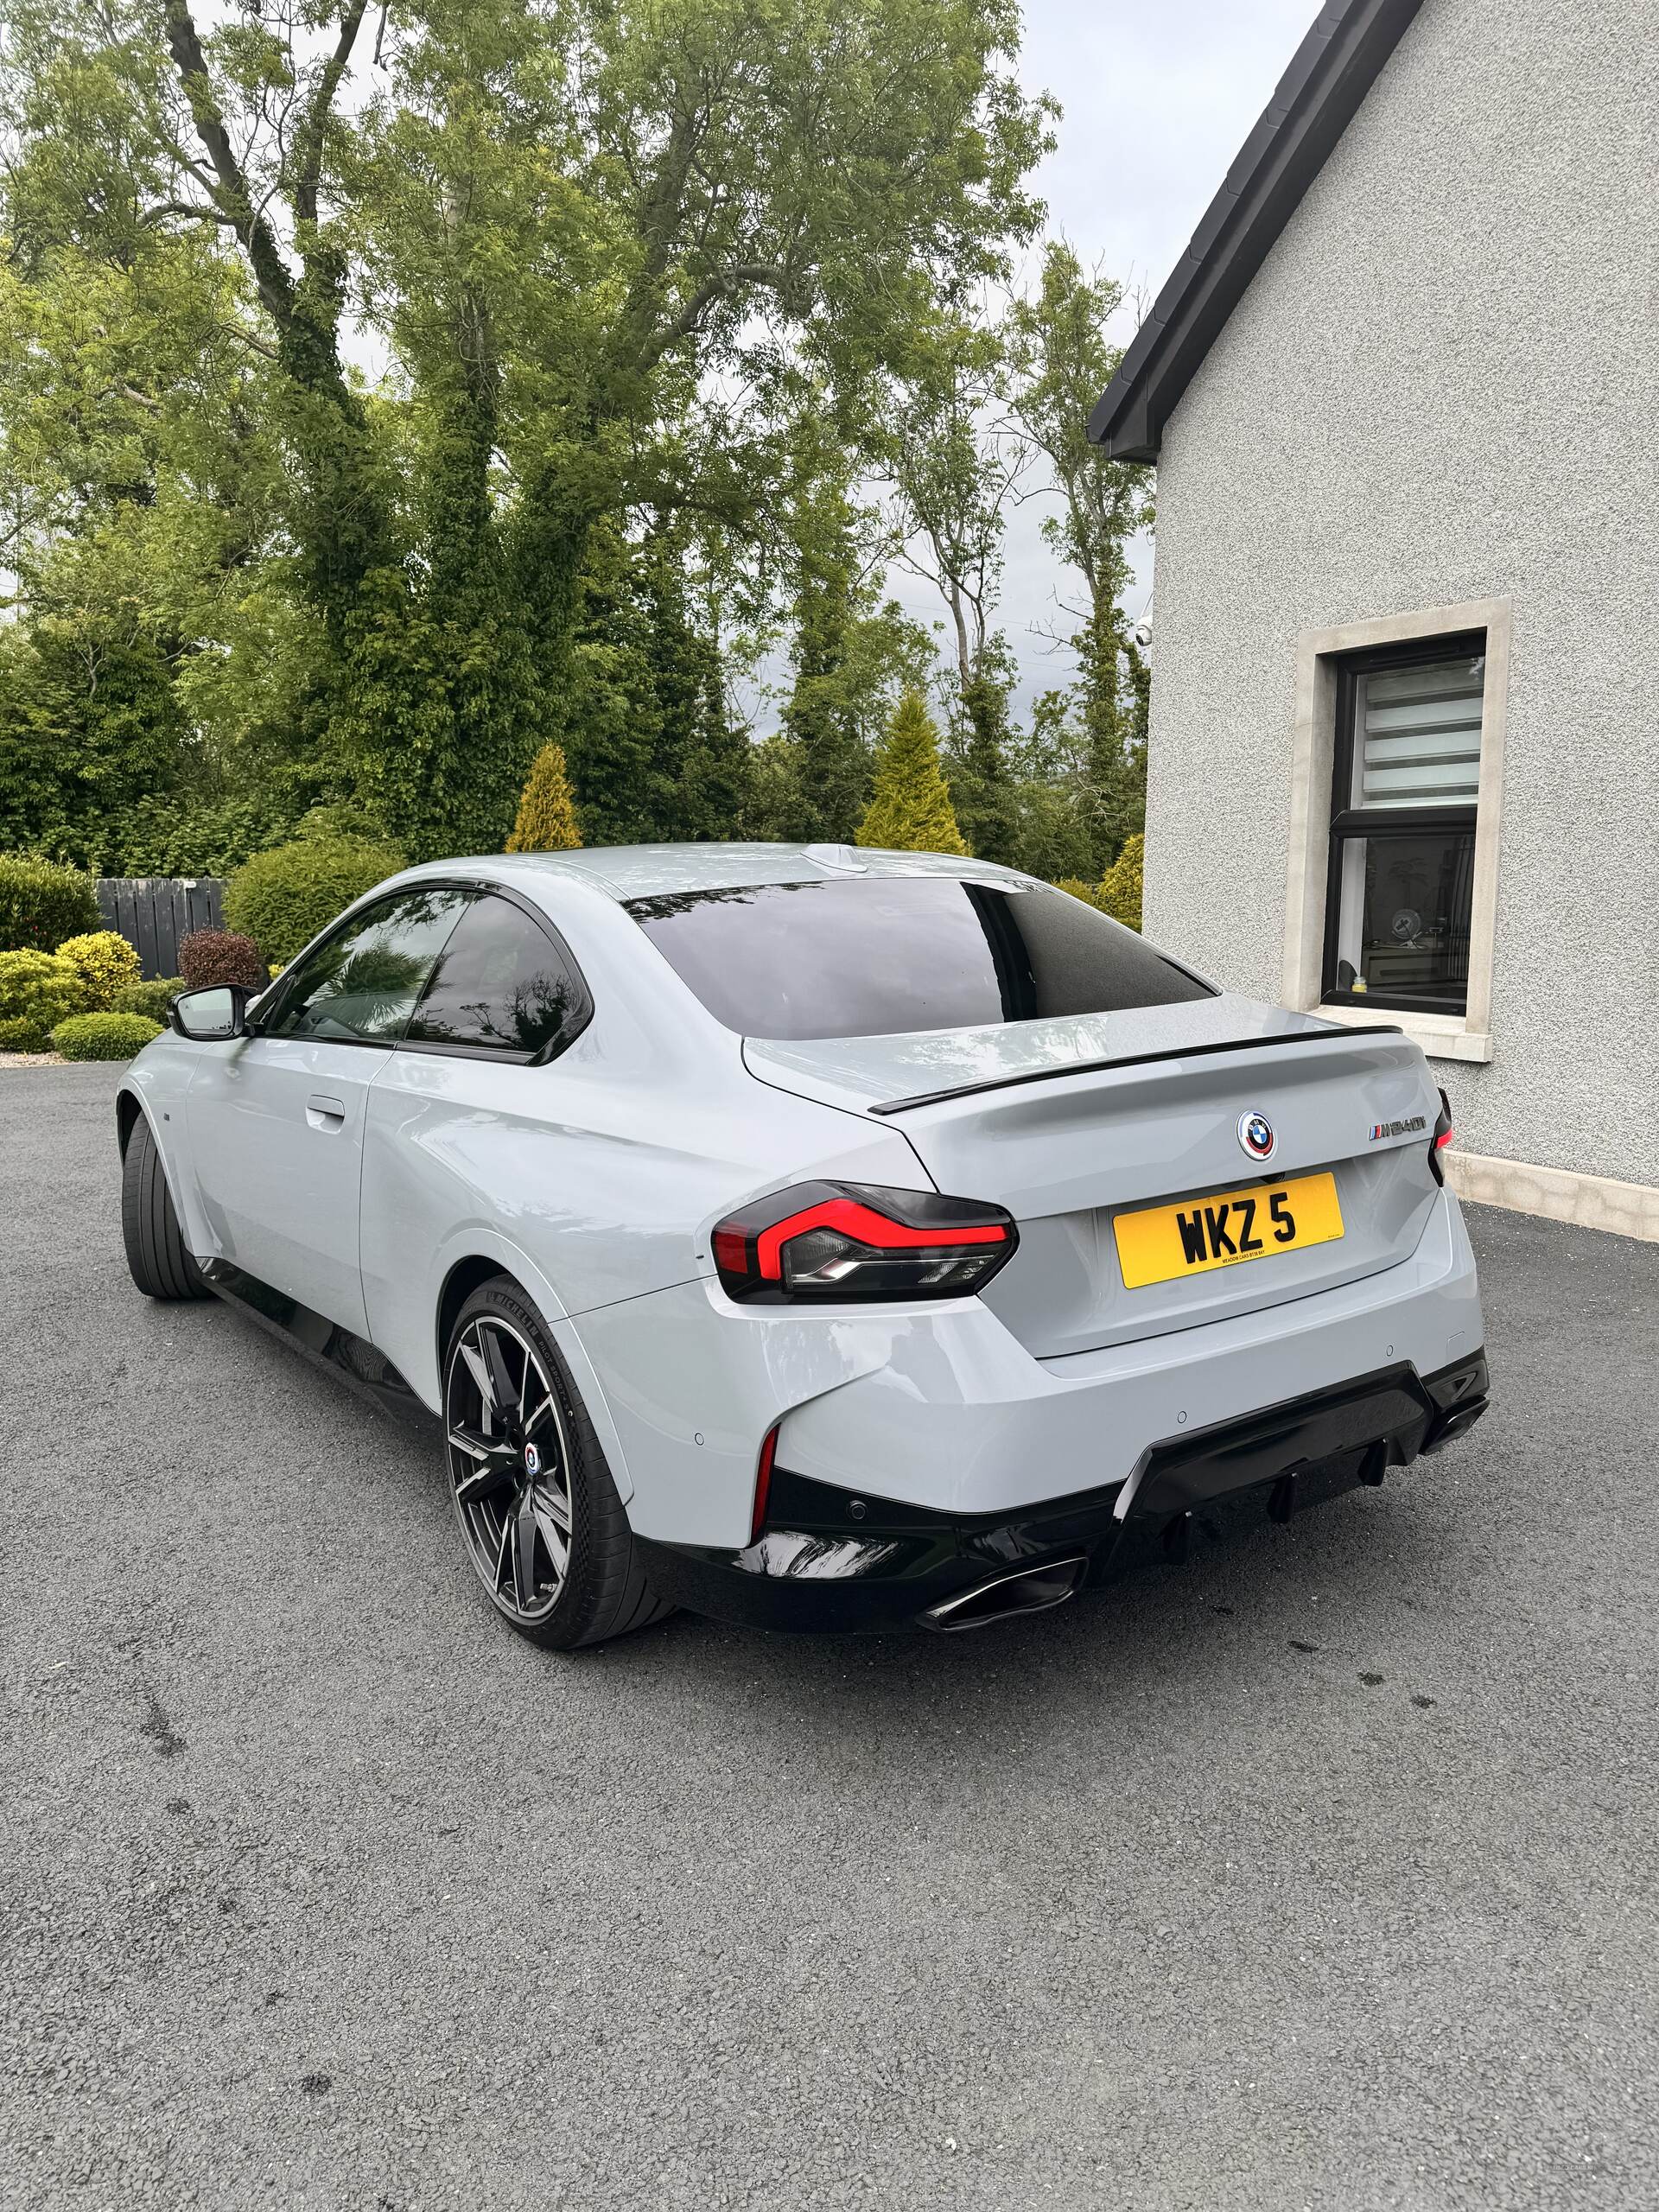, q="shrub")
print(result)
[856,691,969,855]
[506,743,582,852]
[50,1010,162,1061]
[179,928,269,991]
[1055,876,1107,912]
[118,975,184,1023]
[1056,834,1145,932]
[1099,833,1144,931]
[225,836,404,963]
[0,949,90,1050]
[0,854,100,953]
[54,929,142,1010]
